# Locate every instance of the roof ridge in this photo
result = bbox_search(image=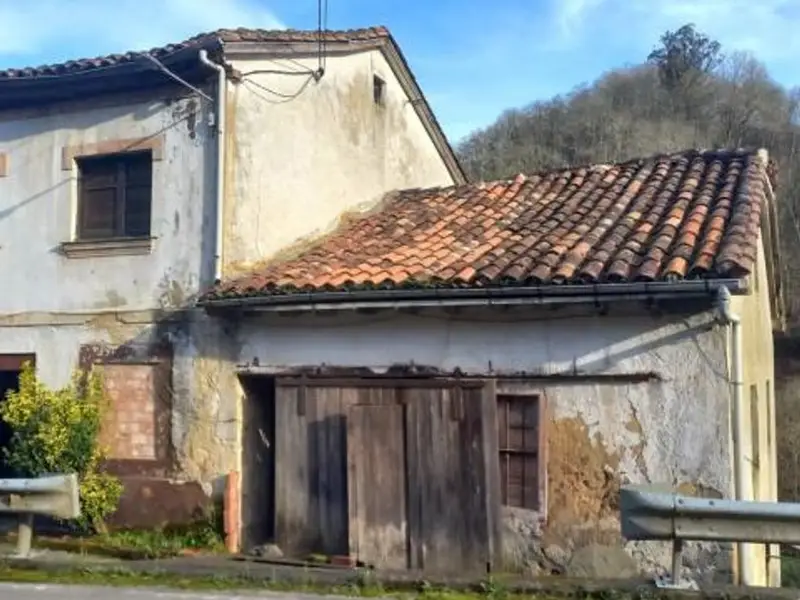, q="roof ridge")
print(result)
[0,25,392,80]
[480,147,767,187]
